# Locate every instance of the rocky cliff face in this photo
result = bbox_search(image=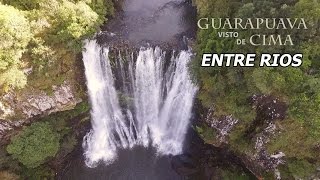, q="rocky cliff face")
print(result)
[201,95,288,179]
[0,81,81,140]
